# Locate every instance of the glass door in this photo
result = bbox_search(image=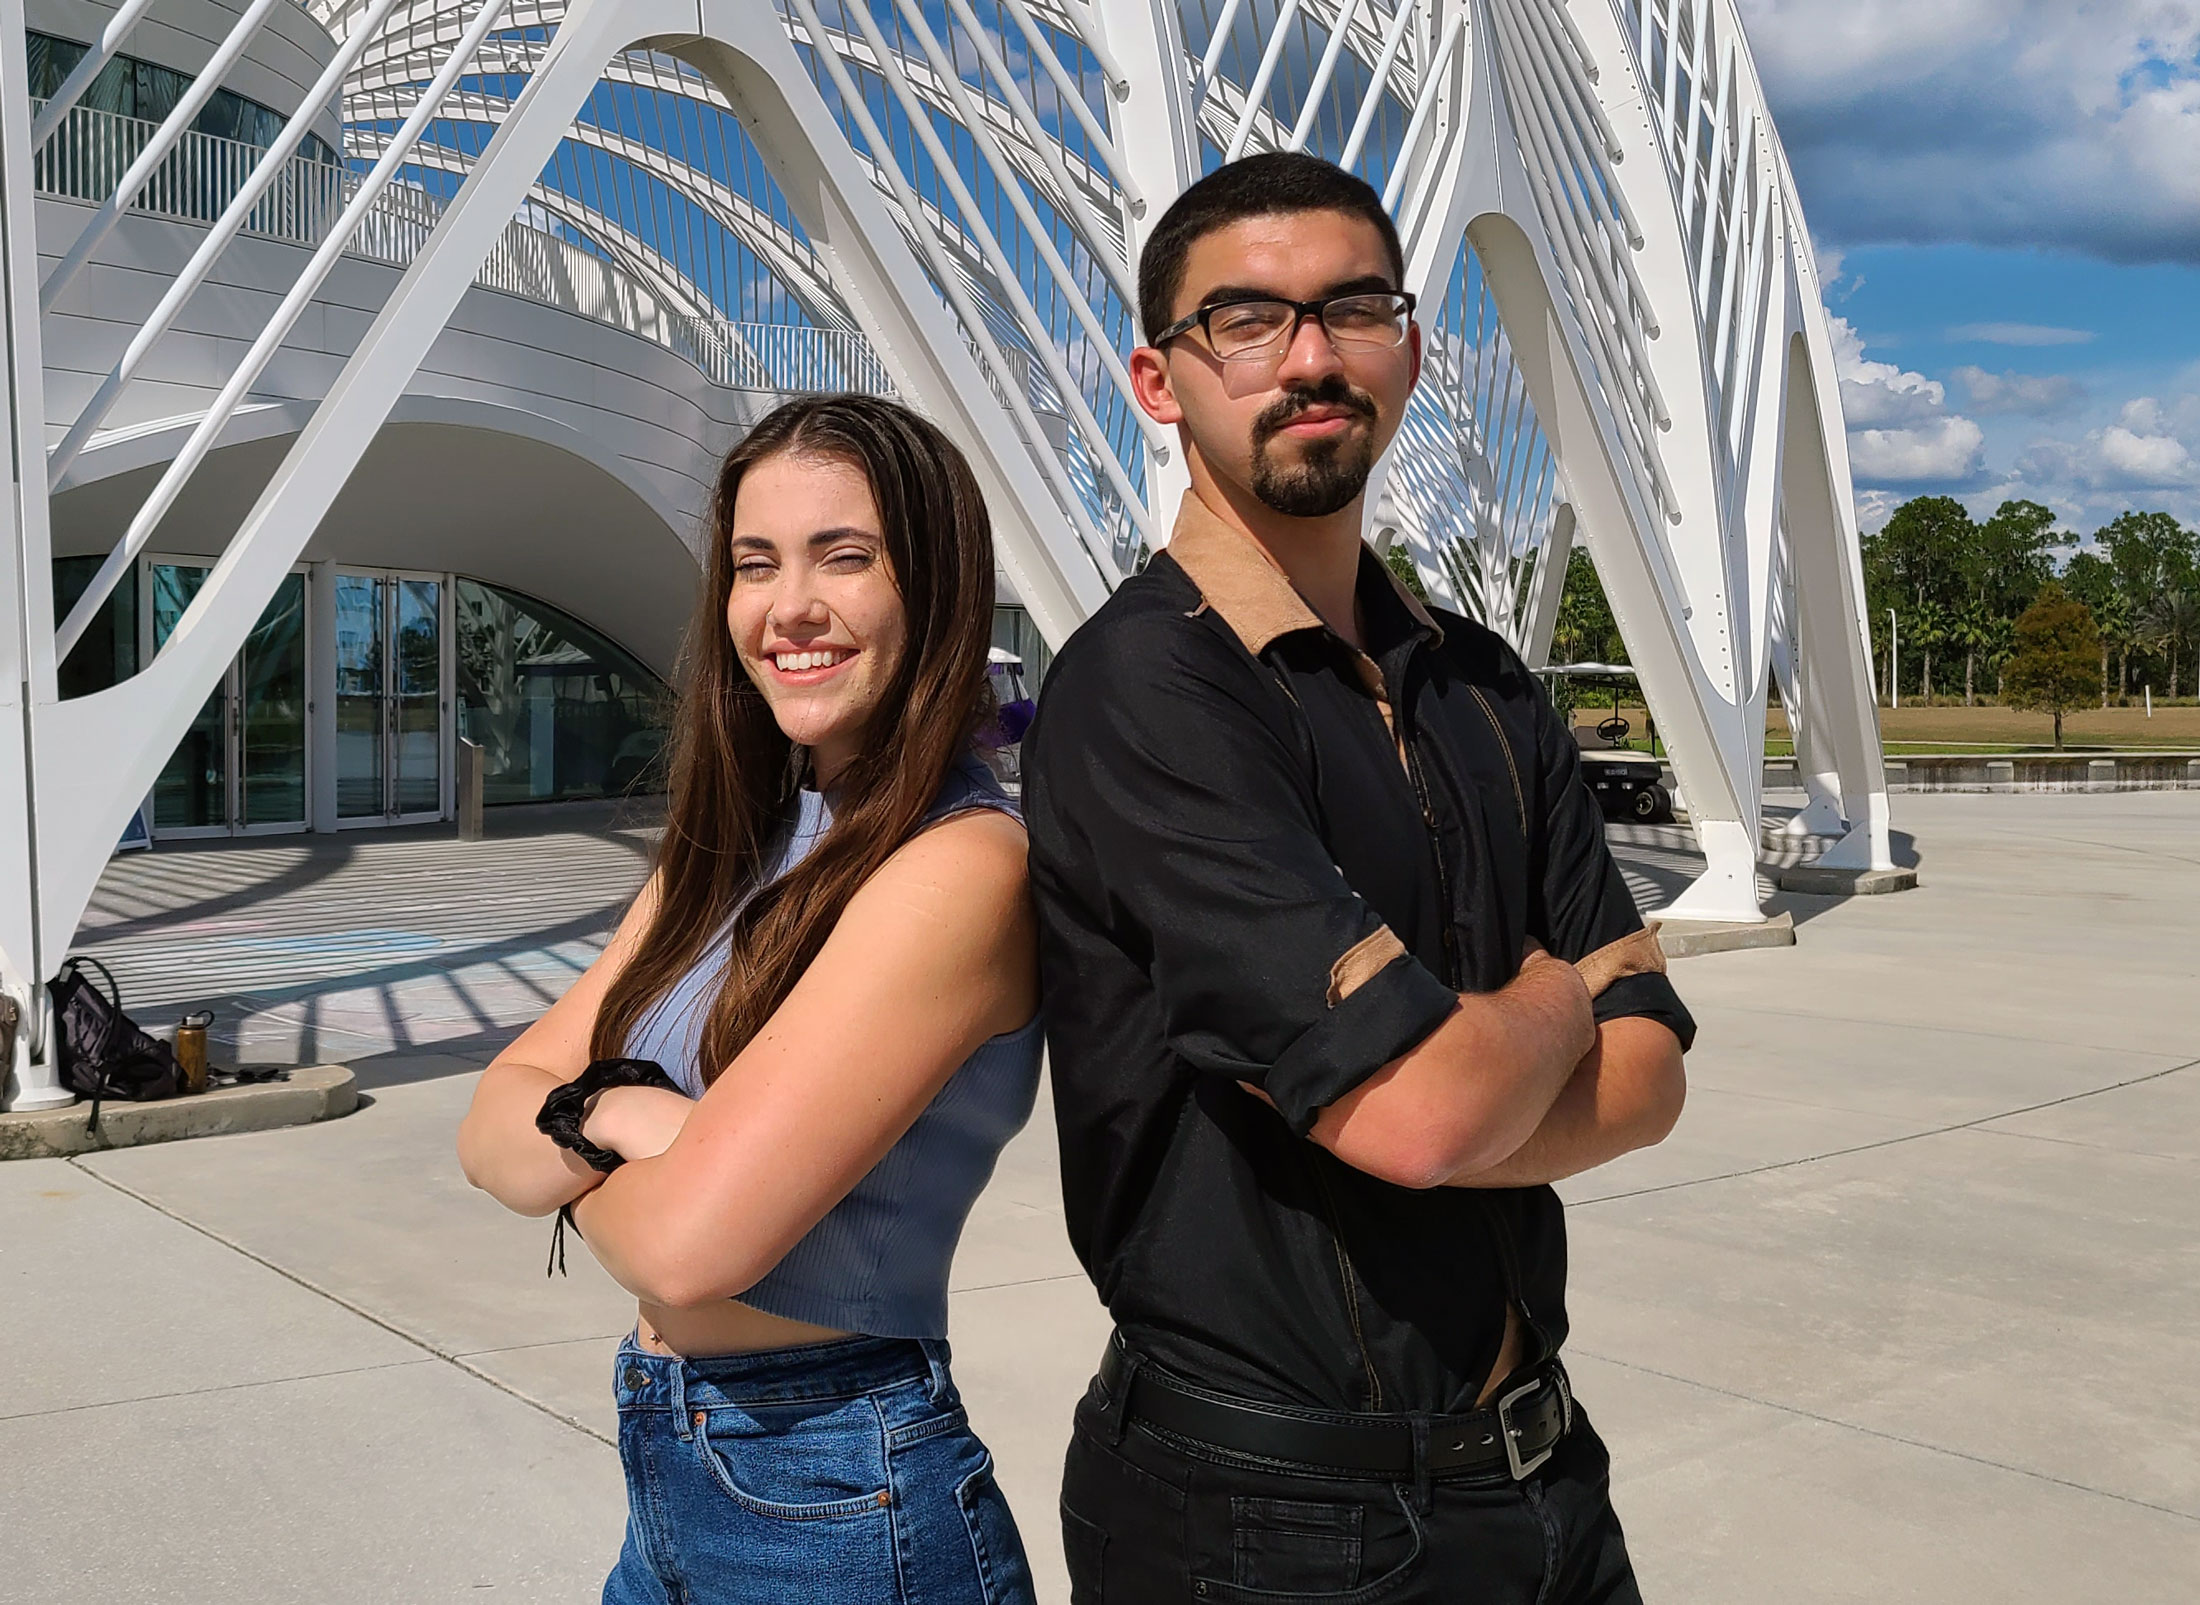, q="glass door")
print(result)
[335,570,447,825]
[239,573,307,830]
[393,578,442,819]
[149,563,225,836]
[334,573,387,820]
[146,560,309,838]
